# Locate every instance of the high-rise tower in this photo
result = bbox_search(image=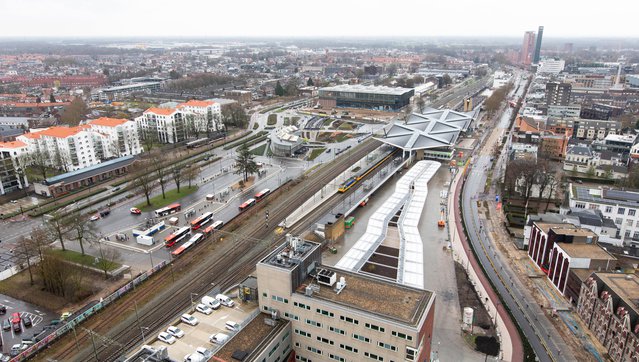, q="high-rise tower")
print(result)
[520,31,536,65]
[533,25,544,64]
